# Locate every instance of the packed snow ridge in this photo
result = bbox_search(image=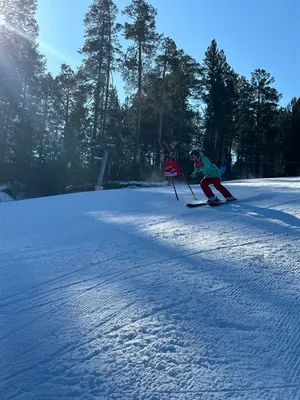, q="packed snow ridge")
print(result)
[1,177,300,400]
